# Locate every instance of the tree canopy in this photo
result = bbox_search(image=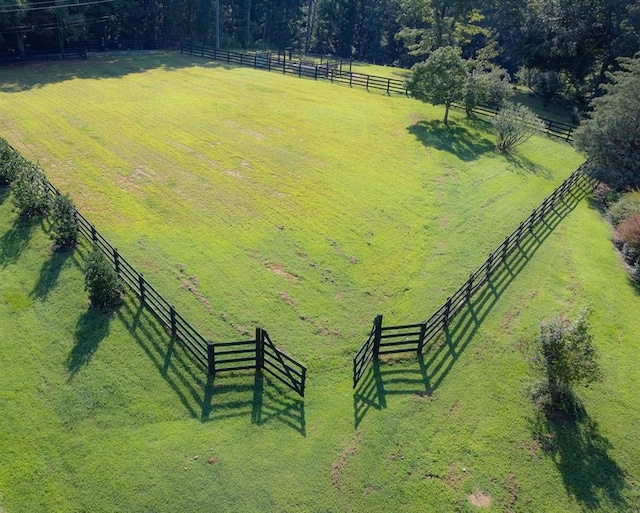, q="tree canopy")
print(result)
[407,45,467,125]
[0,0,639,104]
[575,54,640,190]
